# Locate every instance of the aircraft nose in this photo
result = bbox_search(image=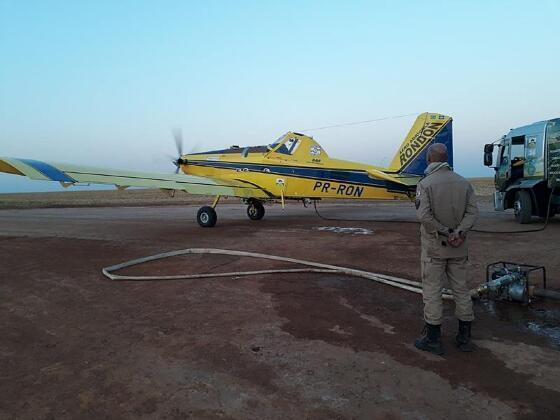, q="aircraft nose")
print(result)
[173,157,187,174]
